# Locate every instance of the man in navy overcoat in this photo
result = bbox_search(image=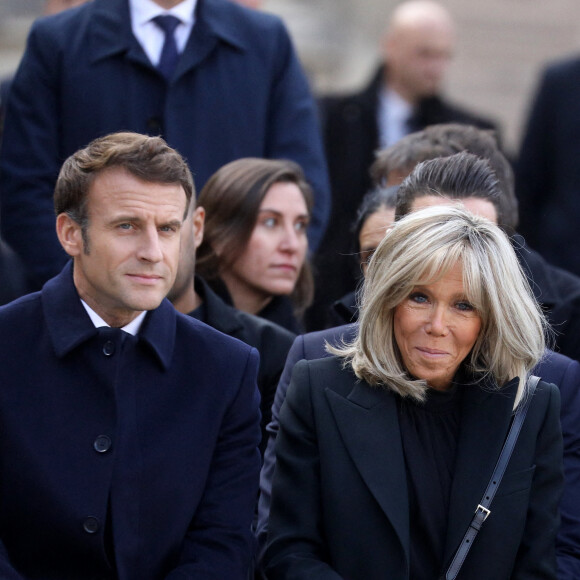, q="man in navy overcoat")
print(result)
[0,132,261,579]
[0,0,330,288]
